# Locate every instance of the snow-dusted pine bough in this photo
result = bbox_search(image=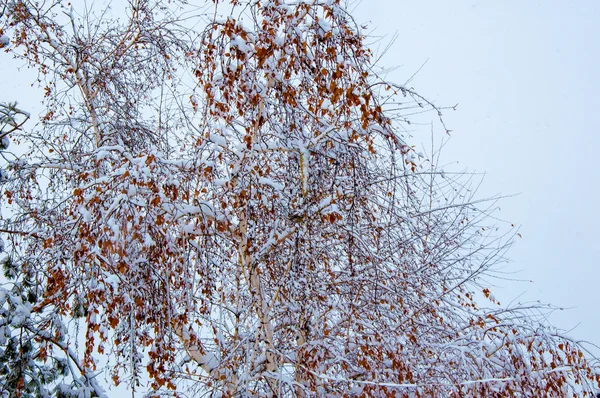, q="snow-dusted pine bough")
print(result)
[0,0,598,397]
